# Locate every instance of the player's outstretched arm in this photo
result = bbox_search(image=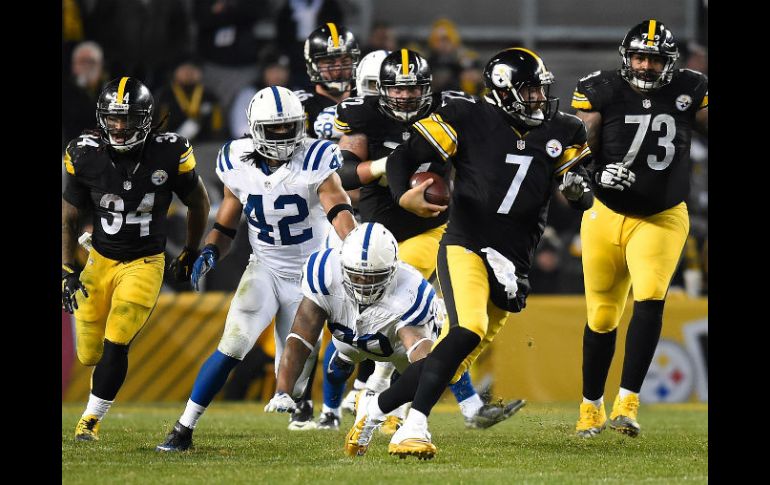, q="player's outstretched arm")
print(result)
[180,176,211,252]
[575,110,603,156]
[274,297,329,397]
